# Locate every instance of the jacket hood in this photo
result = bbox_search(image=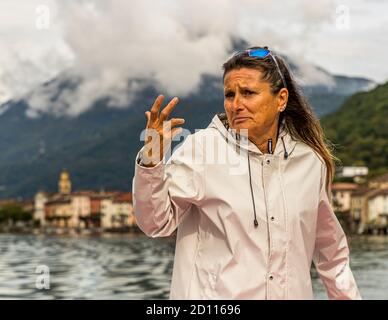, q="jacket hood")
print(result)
[207,112,297,158]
